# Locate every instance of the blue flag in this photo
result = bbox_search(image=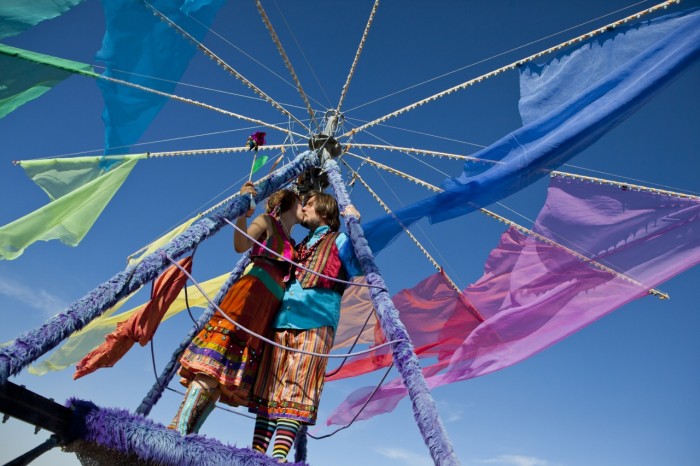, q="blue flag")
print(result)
[97,0,225,154]
[363,9,700,254]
